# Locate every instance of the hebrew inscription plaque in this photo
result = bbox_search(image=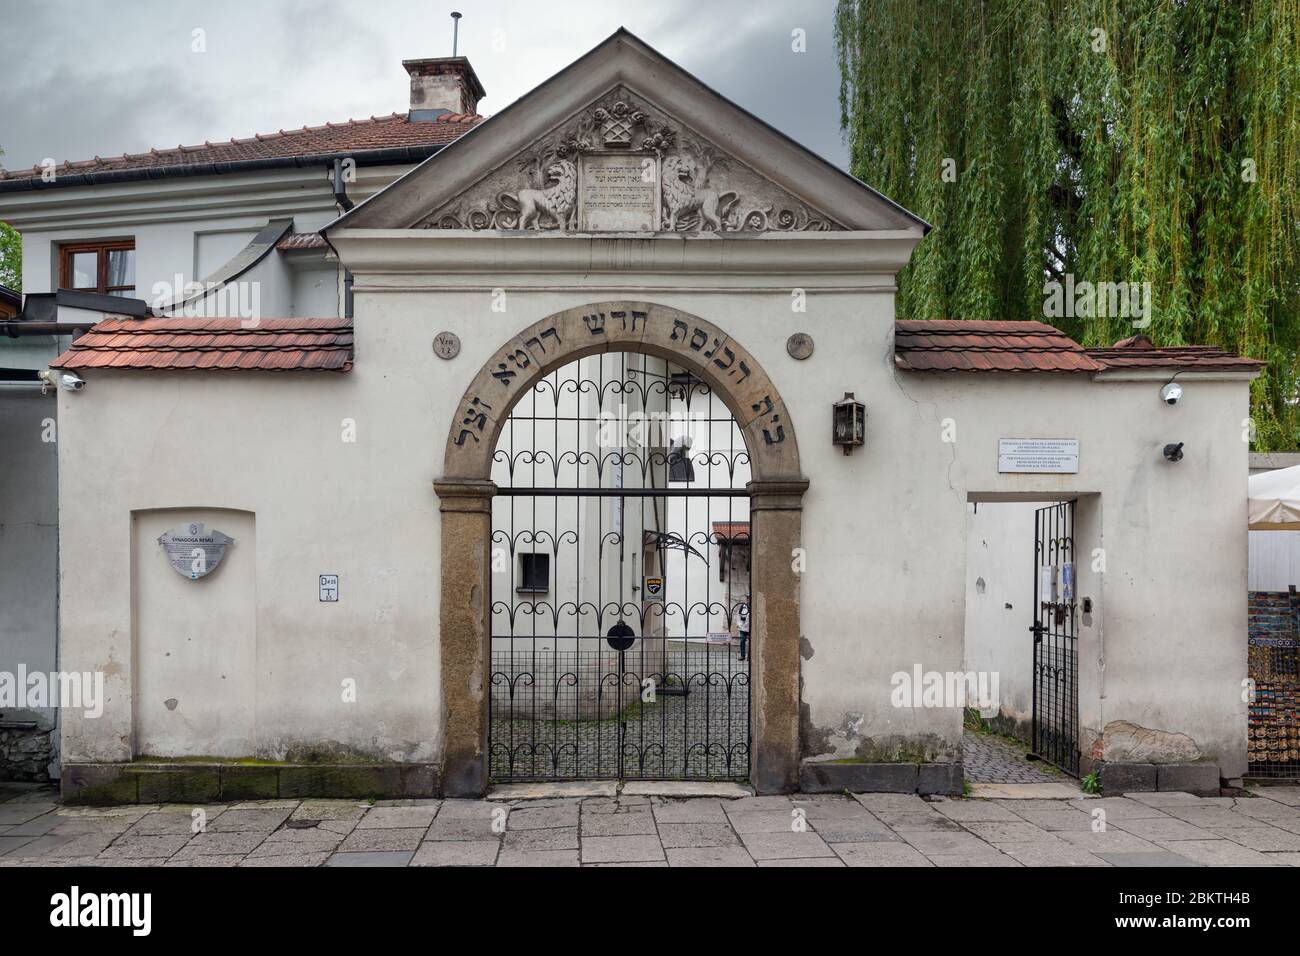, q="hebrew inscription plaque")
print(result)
[579,153,658,231]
